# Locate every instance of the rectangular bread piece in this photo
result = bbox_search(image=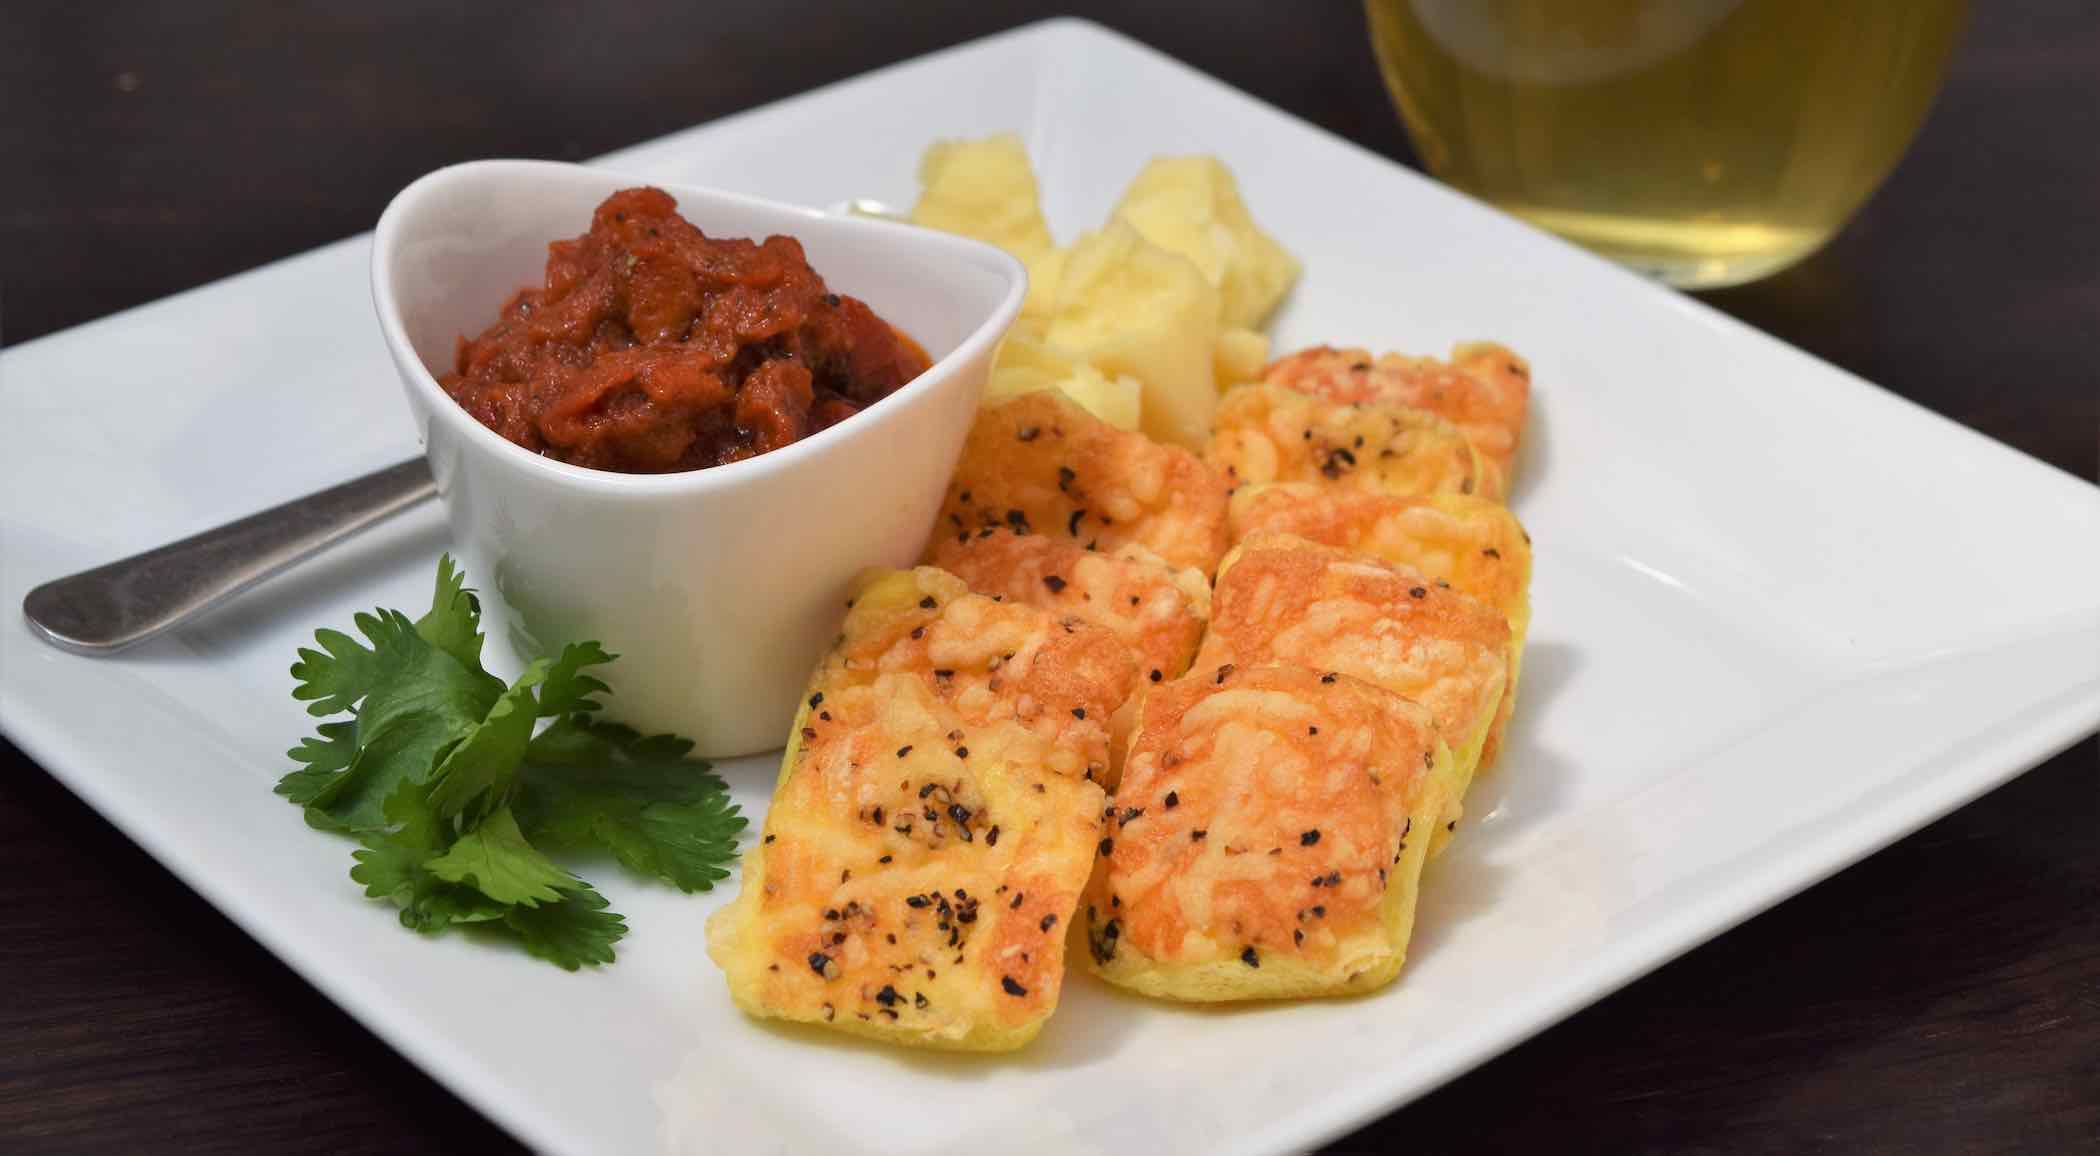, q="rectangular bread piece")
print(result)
[935,390,1232,576]
[1083,664,1452,1001]
[1194,532,1510,854]
[1227,483,1532,767]
[1207,382,1494,501]
[706,567,1135,1051]
[1263,342,1530,492]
